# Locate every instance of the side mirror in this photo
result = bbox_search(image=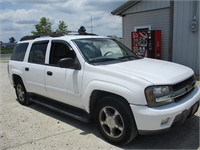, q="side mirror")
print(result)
[58,58,81,70]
